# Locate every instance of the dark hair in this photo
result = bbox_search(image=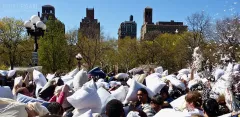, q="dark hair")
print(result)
[106,99,124,117]
[26,83,35,93]
[138,88,151,102]
[47,102,64,115]
[203,98,219,117]
[185,91,202,108]
[137,110,147,117]
[151,94,164,105]
[160,86,169,96]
